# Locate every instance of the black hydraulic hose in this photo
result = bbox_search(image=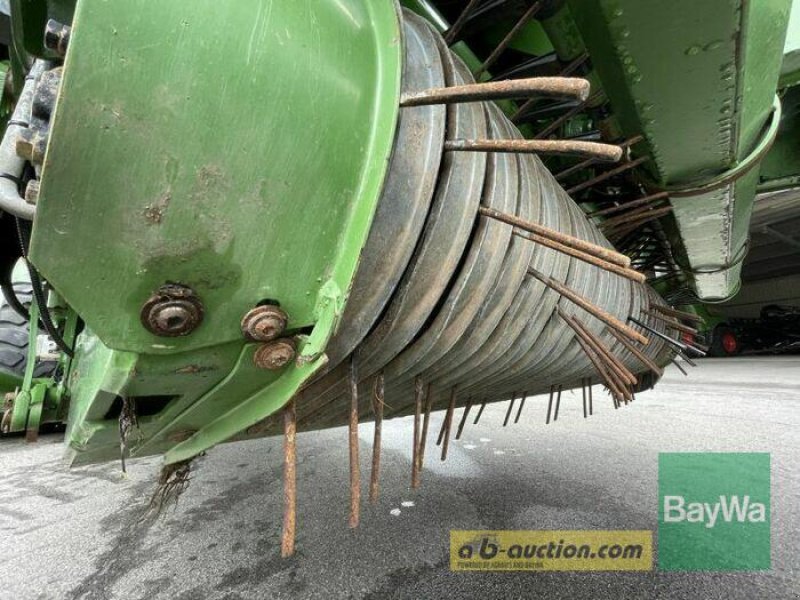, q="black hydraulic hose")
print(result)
[15,217,74,357]
[1,276,30,320]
